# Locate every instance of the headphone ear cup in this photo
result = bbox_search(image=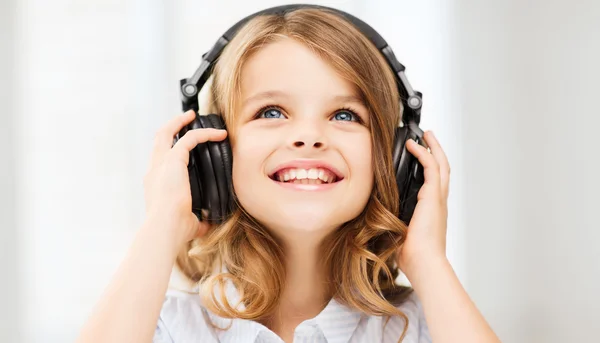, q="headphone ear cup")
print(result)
[392,126,407,174]
[393,125,426,224]
[188,162,204,220]
[195,115,225,223]
[205,114,233,220]
[175,112,206,222]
